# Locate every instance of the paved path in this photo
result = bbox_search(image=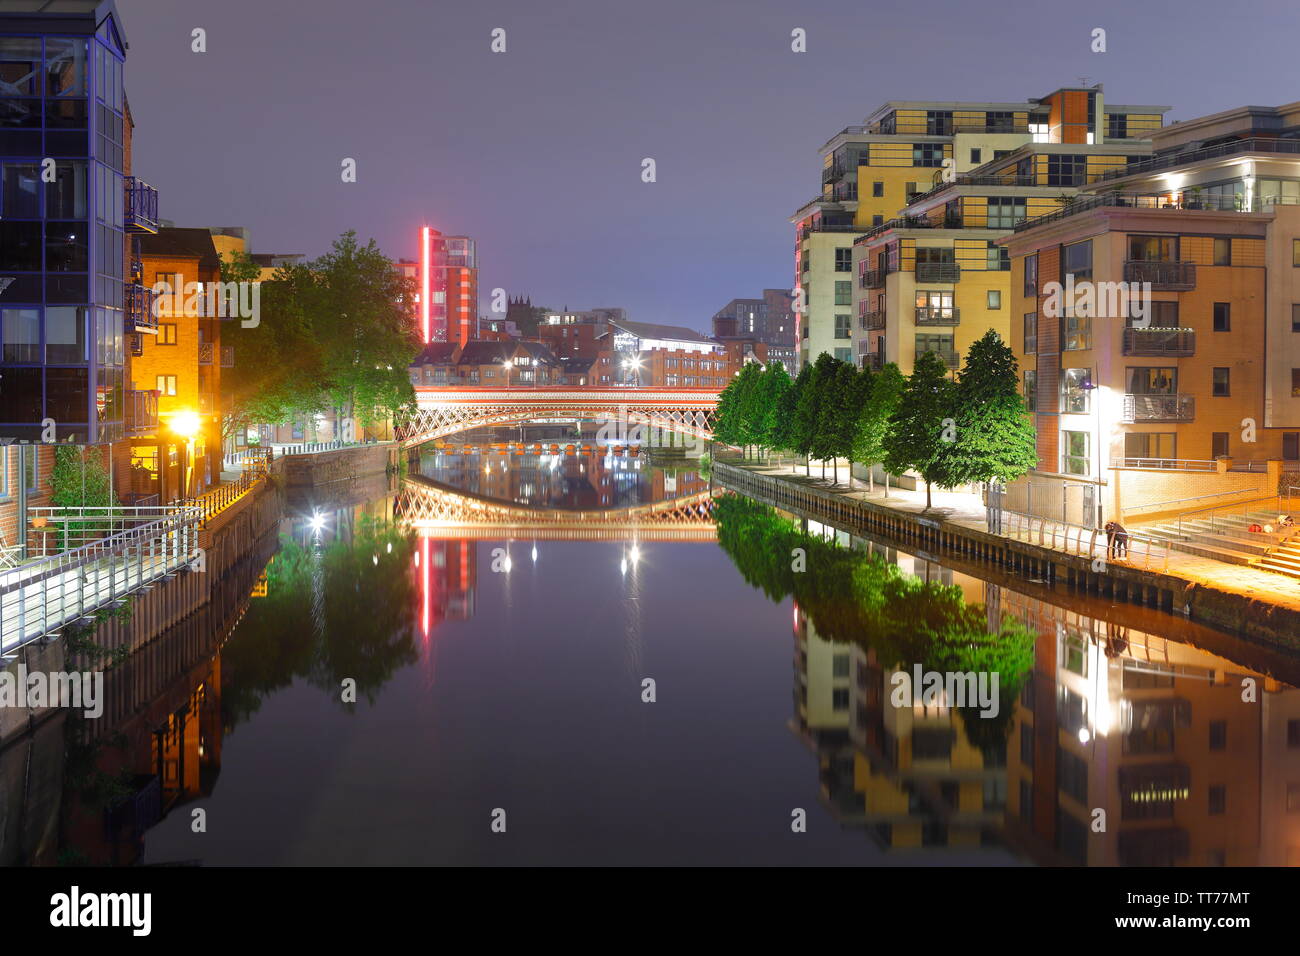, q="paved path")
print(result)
[730,458,1300,614]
